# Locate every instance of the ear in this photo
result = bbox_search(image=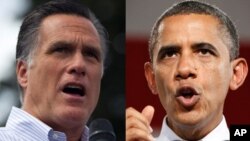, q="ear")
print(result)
[144,62,158,95]
[16,60,28,90]
[229,58,248,90]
